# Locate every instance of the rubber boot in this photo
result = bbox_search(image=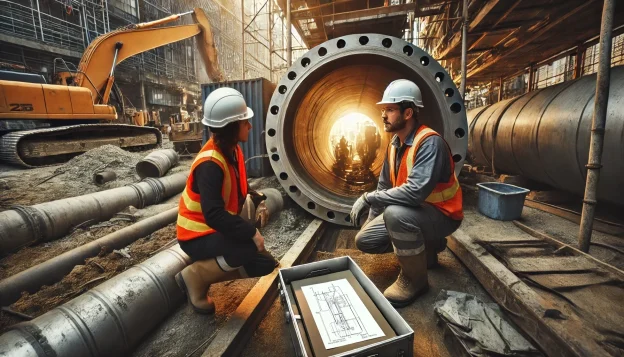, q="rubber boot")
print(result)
[175,259,247,314]
[383,251,429,307]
